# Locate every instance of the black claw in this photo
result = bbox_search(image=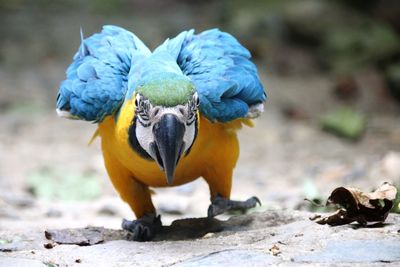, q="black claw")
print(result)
[122,218,134,231]
[254,197,262,206]
[207,205,216,218]
[121,215,162,242]
[207,195,262,217]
